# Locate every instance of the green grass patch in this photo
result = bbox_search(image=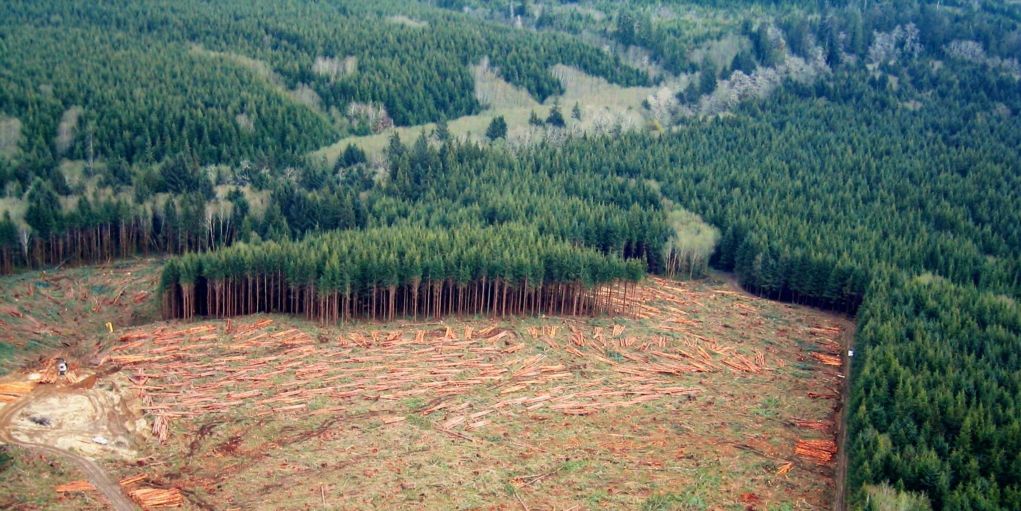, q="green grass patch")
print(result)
[560,459,587,473]
[753,396,781,418]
